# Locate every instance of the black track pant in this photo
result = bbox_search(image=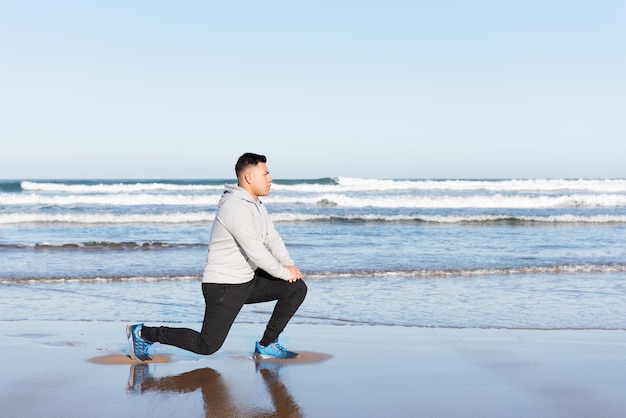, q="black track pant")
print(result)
[141,269,307,355]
